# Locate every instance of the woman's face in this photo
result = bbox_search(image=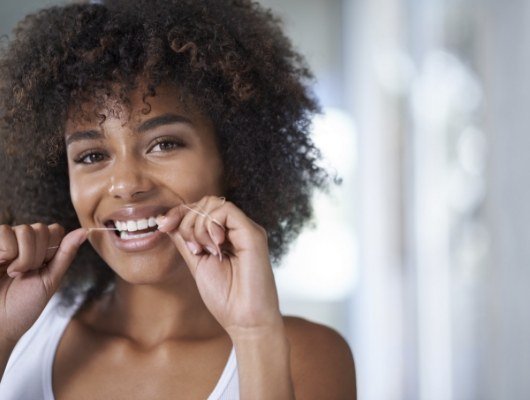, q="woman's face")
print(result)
[65,85,224,283]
